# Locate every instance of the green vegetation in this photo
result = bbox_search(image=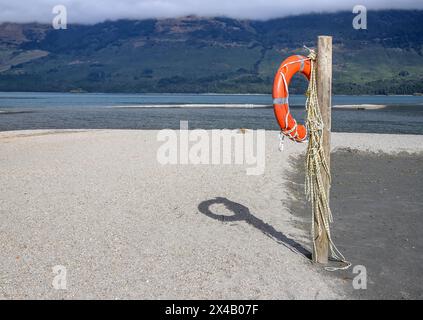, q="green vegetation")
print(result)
[0,10,422,94]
